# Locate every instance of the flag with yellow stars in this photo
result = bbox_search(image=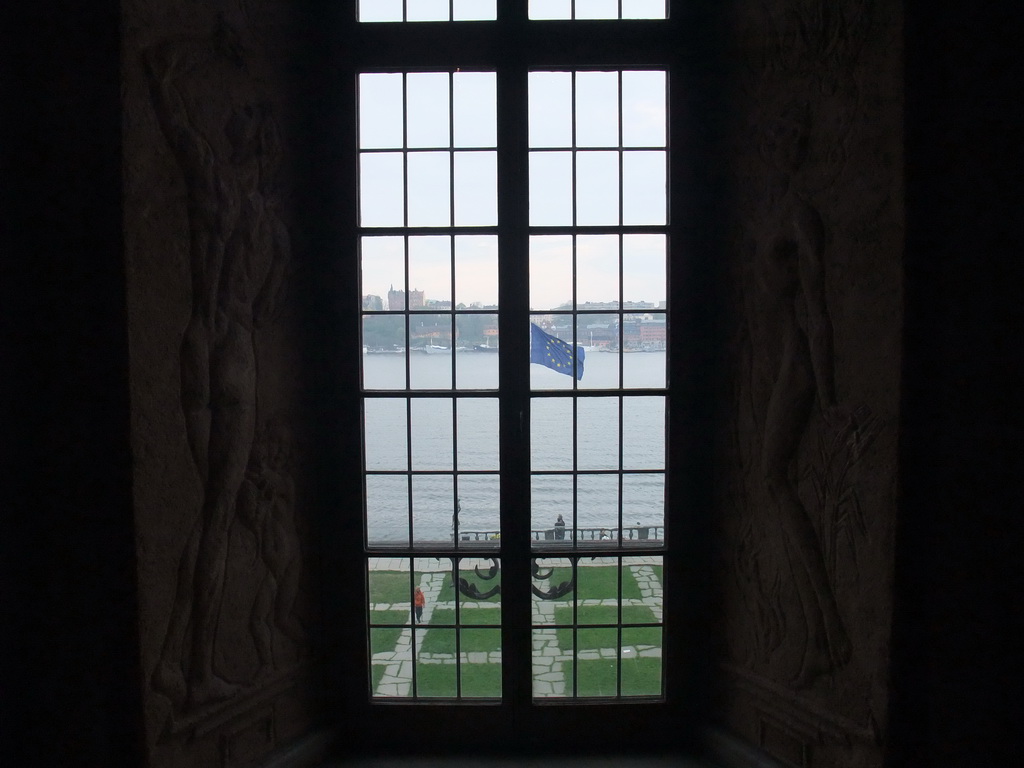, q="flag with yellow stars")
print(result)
[530,322,585,380]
